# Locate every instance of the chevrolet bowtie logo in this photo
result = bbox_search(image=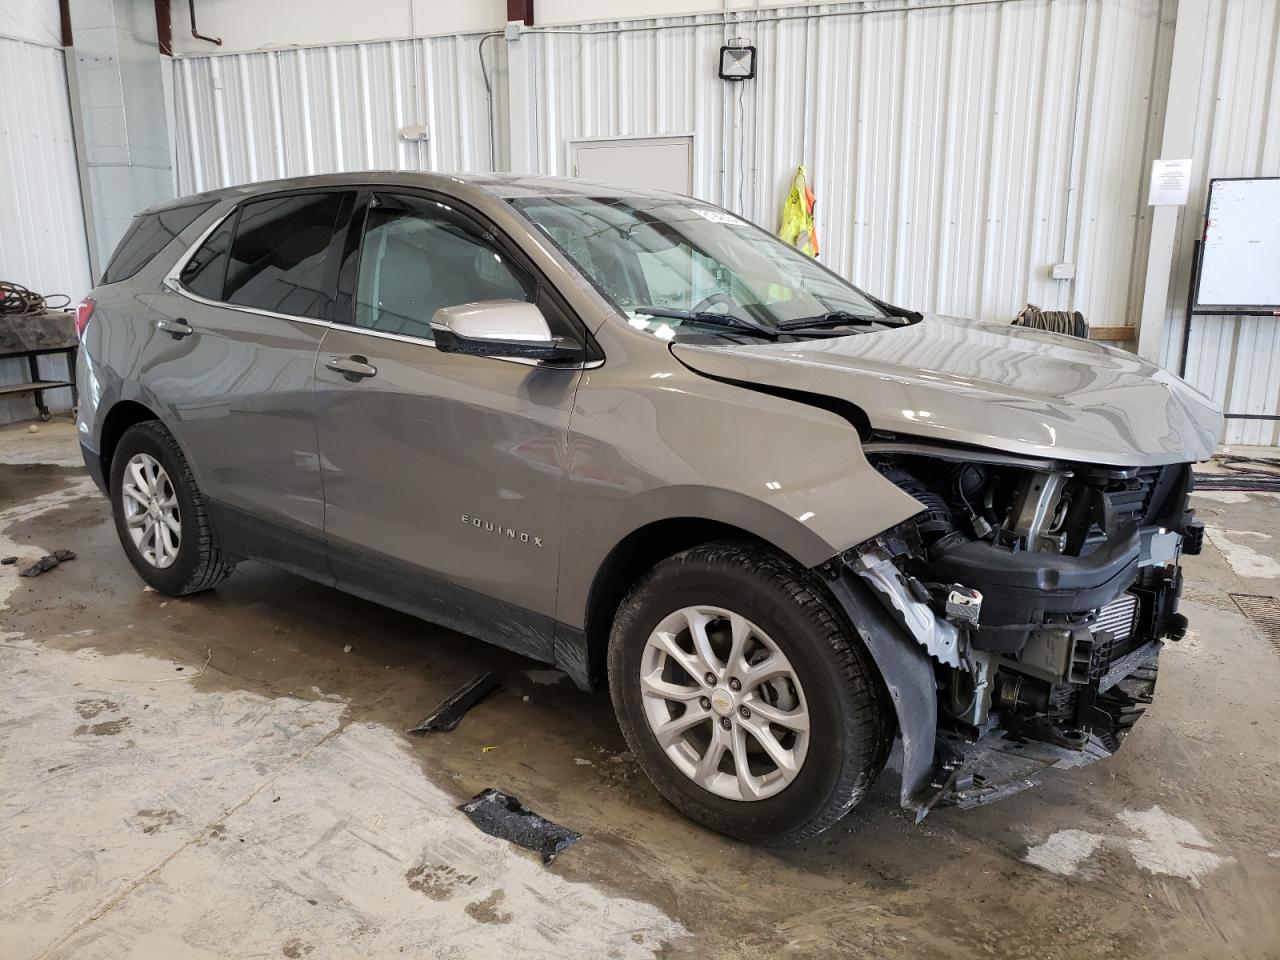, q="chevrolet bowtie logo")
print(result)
[461,514,544,547]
